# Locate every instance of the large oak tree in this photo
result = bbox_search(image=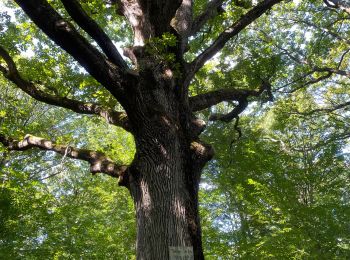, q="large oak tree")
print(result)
[0,0,349,259]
